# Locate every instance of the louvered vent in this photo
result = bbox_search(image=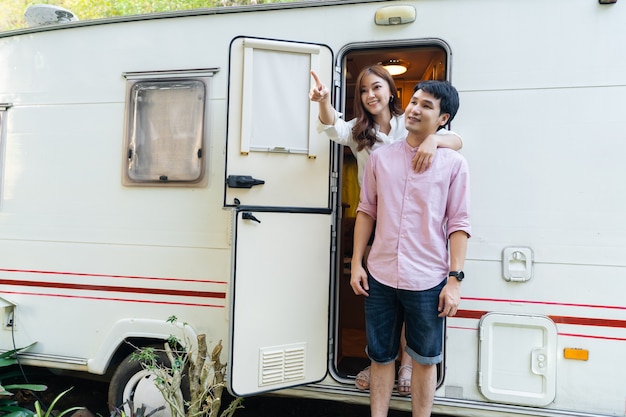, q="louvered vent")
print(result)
[259,343,306,386]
